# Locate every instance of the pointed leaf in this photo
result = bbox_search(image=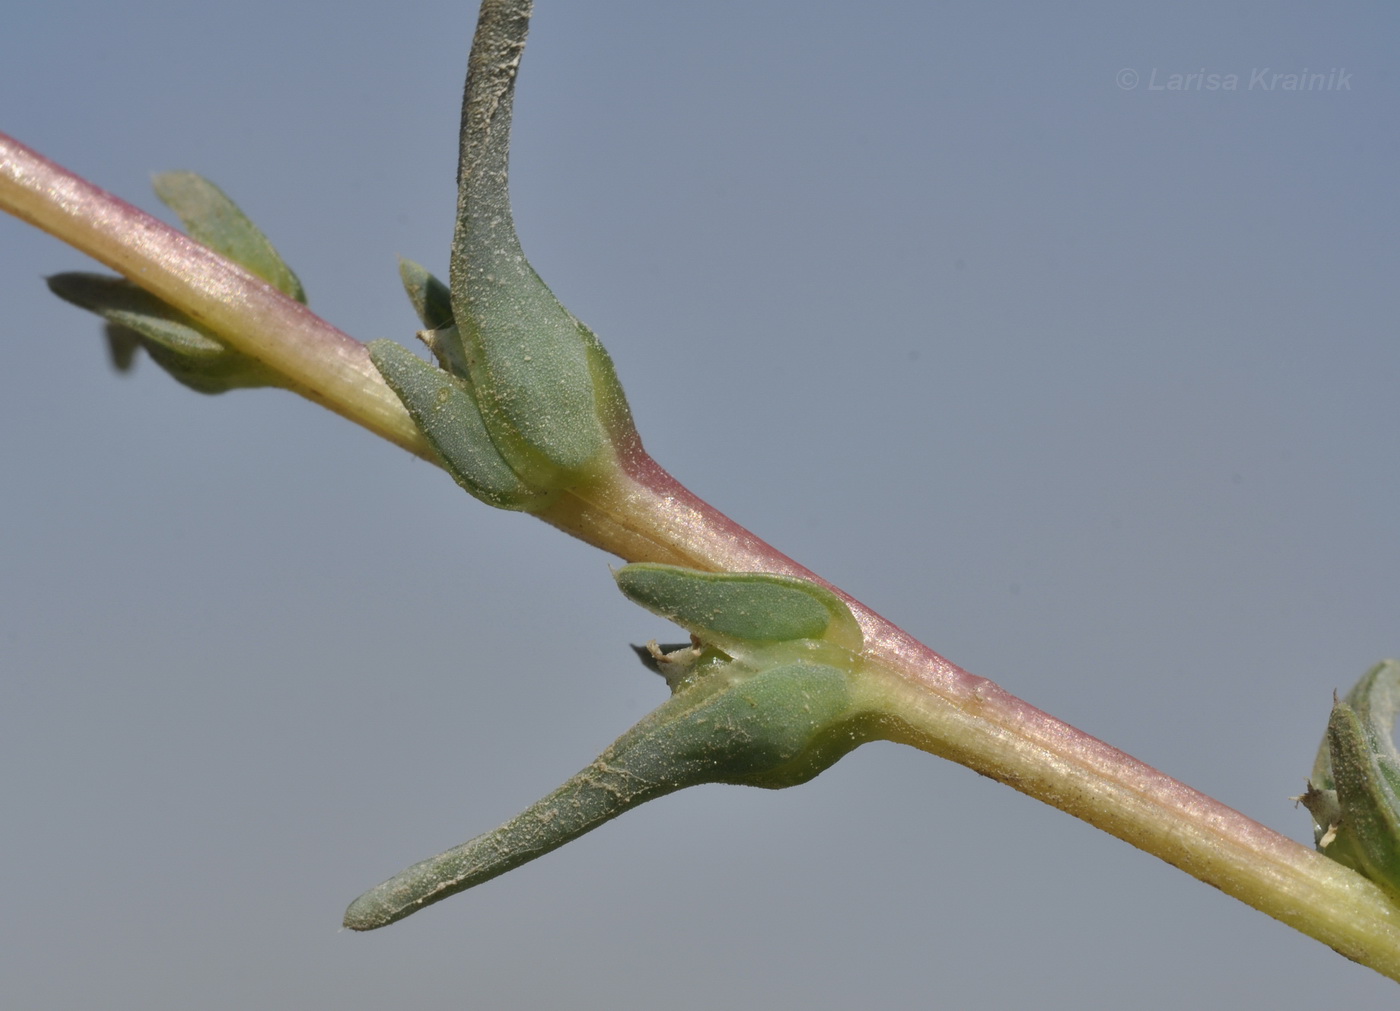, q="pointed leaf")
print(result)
[368,338,552,511]
[103,323,141,372]
[1324,698,1400,899]
[344,658,857,930]
[152,171,306,302]
[48,272,283,393]
[1306,660,1400,898]
[398,258,454,332]
[1310,661,1400,792]
[397,260,475,376]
